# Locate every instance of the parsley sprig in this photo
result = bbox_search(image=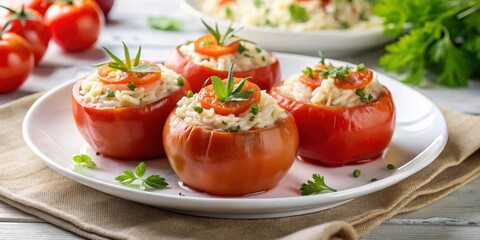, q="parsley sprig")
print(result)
[300,173,337,196]
[201,20,243,46]
[208,63,253,103]
[321,65,352,79]
[289,3,309,22]
[115,162,168,191]
[72,154,96,169]
[355,88,373,104]
[94,42,160,73]
[373,0,480,87]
